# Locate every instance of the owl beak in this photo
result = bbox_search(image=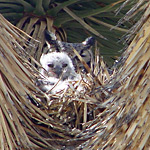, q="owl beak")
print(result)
[54,66,62,78]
